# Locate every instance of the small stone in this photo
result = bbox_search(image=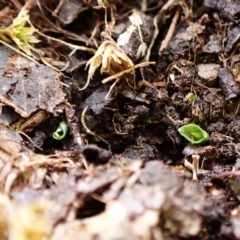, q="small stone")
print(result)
[197,63,221,86]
